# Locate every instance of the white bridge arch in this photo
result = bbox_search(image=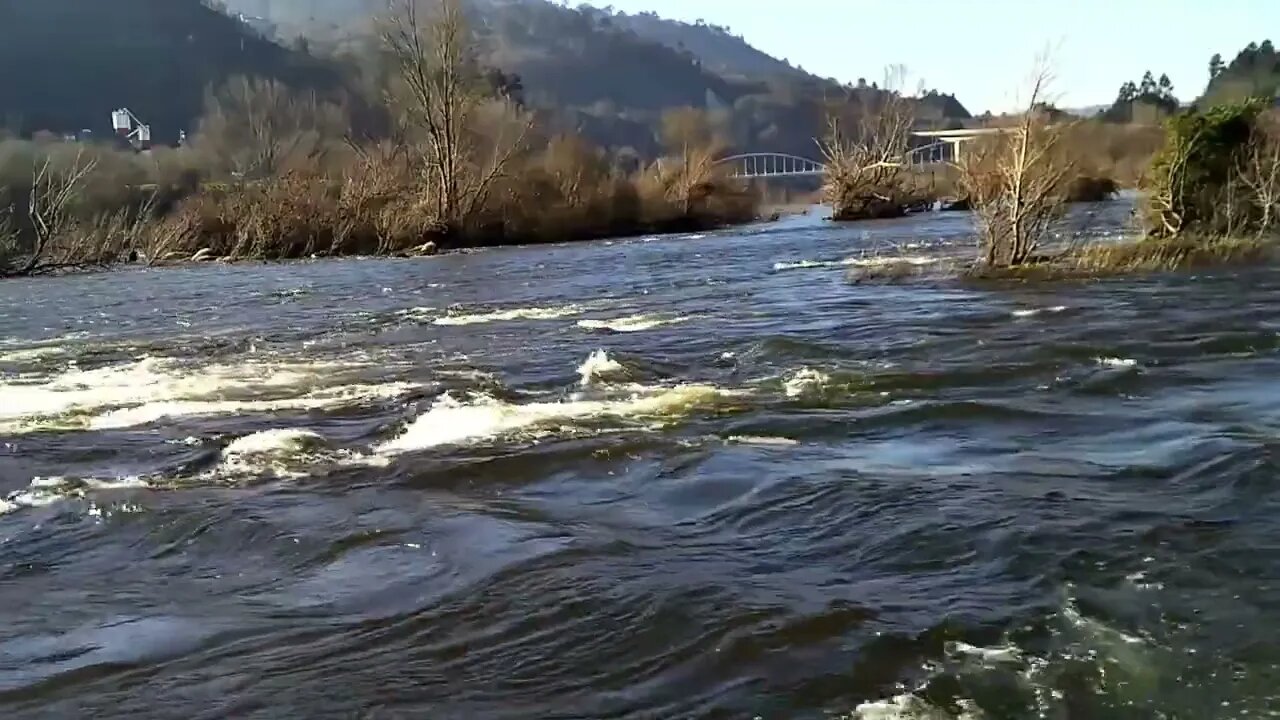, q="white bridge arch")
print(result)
[715,153,826,179]
[721,129,1010,179]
